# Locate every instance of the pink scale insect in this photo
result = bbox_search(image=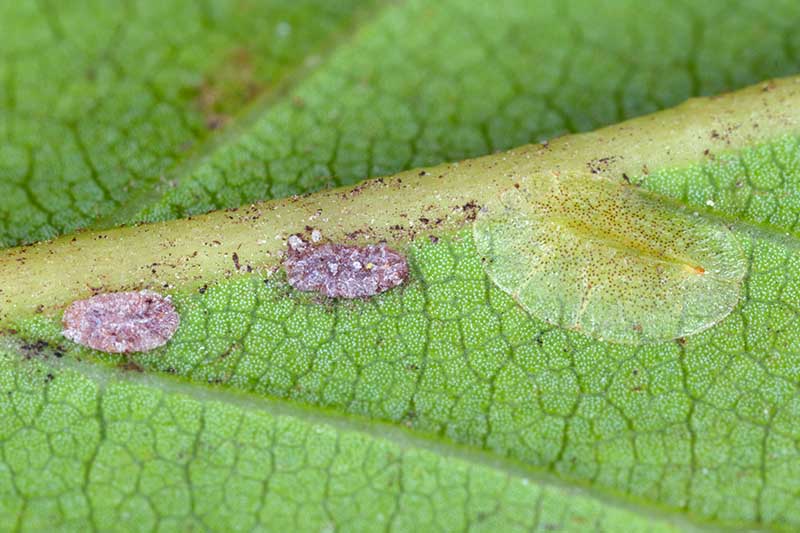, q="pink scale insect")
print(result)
[283,233,409,299]
[62,290,180,353]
